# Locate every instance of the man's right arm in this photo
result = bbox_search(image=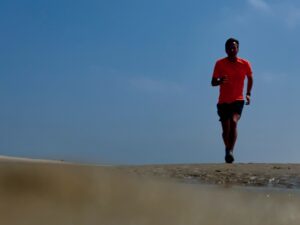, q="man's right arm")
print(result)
[211,77,220,86]
[211,77,227,86]
[211,61,227,86]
